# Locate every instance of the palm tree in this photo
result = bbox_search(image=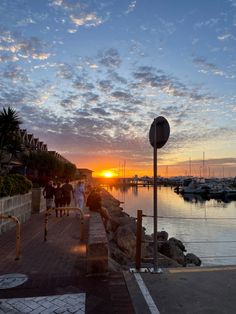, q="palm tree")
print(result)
[0,106,22,173]
[0,107,22,134]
